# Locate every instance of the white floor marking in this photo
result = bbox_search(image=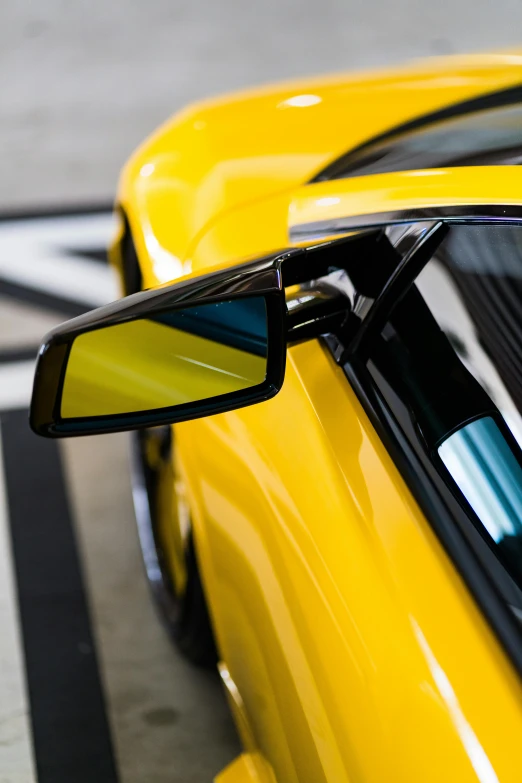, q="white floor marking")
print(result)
[0,362,36,411]
[0,424,37,782]
[0,213,119,307]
